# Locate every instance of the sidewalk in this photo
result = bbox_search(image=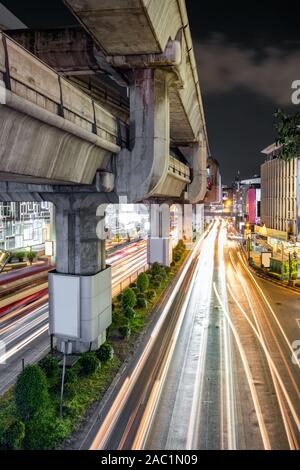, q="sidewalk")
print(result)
[240,243,300,294]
